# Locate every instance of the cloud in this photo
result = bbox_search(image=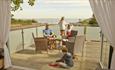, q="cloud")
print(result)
[43,0,89,4]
